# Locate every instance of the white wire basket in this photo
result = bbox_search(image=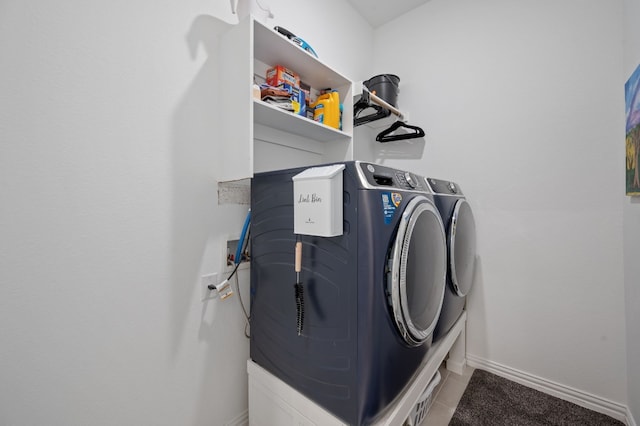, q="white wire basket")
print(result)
[405,370,442,426]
